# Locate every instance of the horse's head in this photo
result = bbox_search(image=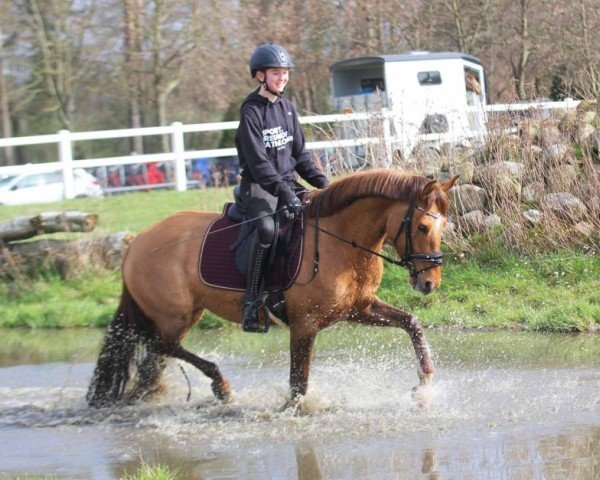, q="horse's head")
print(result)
[386,175,458,295]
